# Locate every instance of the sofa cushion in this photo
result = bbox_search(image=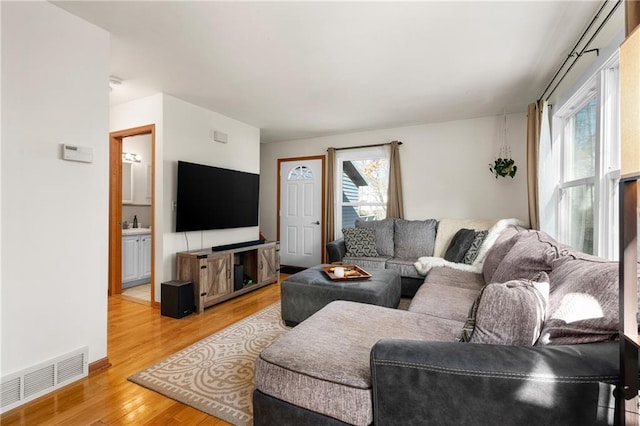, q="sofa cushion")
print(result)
[423,266,485,291]
[343,227,378,257]
[443,228,477,263]
[393,219,438,258]
[386,257,423,279]
[463,230,488,264]
[433,219,496,258]
[460,273,550,345]
[409,282,481,323]
[342,256,390,272]
[482,225,525,283]
[538,255,619,345]
[490,230,563,284]
[356,218,395,257]
[255,301,462,426]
